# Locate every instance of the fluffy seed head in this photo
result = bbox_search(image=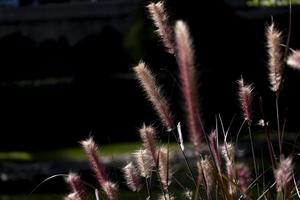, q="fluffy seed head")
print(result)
[287,50,300,70]
[184,189,193,200]
[274,156,294,192]
[158,194,174,200]
[222,143,237,195]
[199,157,215,194]
[158,147,171,191]
[81,138,118,200]
[123,162,142,192]
[208,130,221,171]
[147,1,174,54]
[266,23,283,93]
[65,173,86,200]
[235,162,252,194]
[134,62,173,131]
[175,20,203,154]
[102,181,118,200]
[196,161,204,185]
[237,78,254,125]
[139,124,157,164]
[81,138,108,187]
[222,143,235,165]
[64,193,80,200]
[134,149,153,178]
